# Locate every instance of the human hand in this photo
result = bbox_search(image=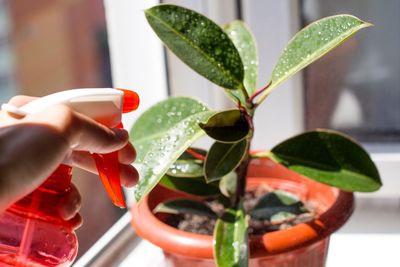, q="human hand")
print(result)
[58,184,83,229]
[0,95,139,227]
